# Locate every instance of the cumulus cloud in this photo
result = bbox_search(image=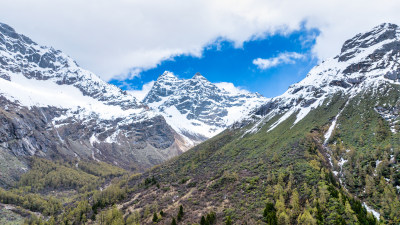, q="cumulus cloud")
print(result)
[253,52,305,70]
[214,82,251,95]
[127,81,155,101]
[1,0,400,81]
